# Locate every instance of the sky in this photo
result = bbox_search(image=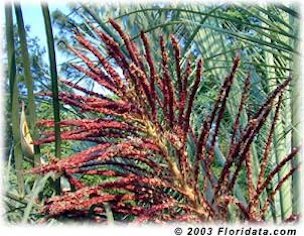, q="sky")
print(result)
[1,2,70,64]
[23,3,70,64]
[1,2,108,95]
